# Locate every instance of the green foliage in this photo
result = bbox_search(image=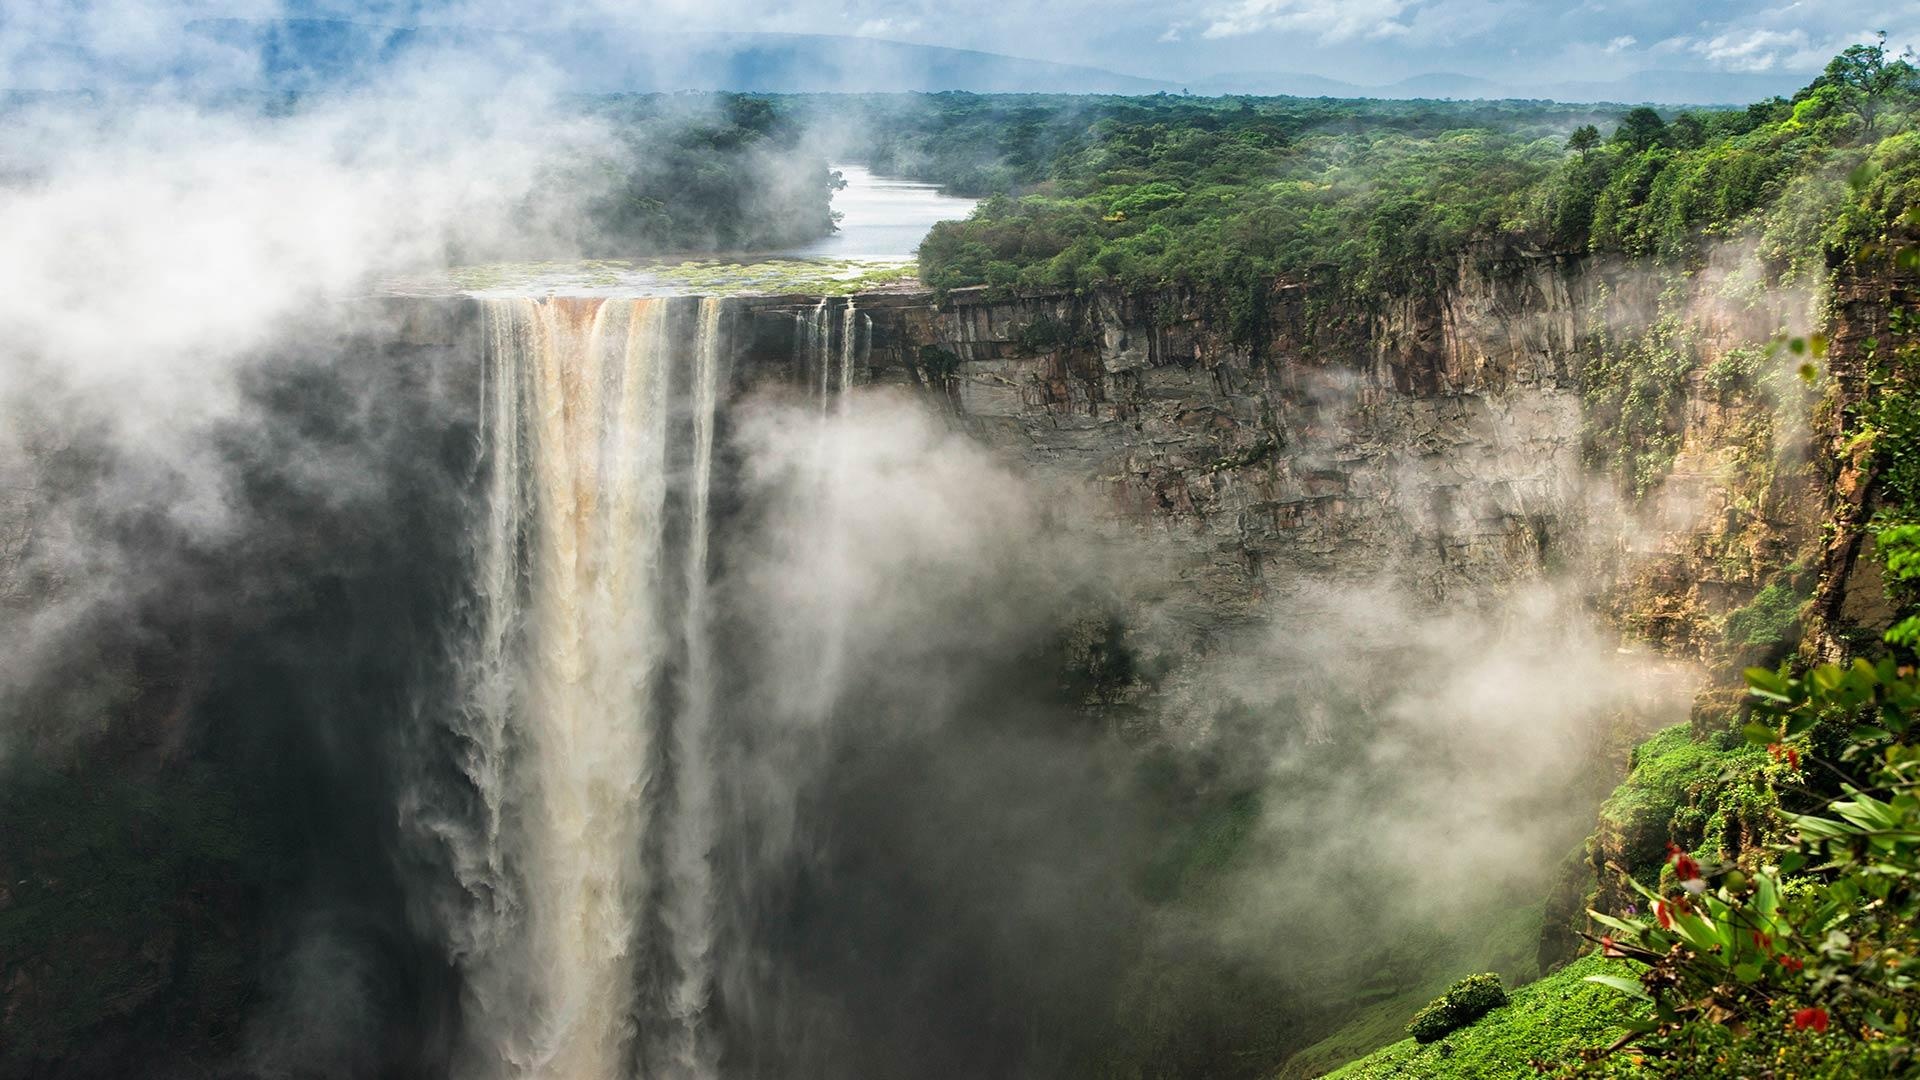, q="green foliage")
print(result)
[1273,900,1552,1079]
[1574,509,1920,1075]
[530,93,842,256]
[1598,725,1778,879]
[914,344,961,379]
[1015,314,1088,353]
[1572,656,1920,1074]
[1326,955,1636,1079]
[909,95,1610,304]
[1723,578,1807,649]
[1885,525,1920,650]
[1820,33,1920,135]
[1407,973,1509,1043]
[1580,303,1699,495]
[1611,107,1670,153]
[1862,304,1920,526]
[1702,343,1769,395]
[1137,787,1262,904]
